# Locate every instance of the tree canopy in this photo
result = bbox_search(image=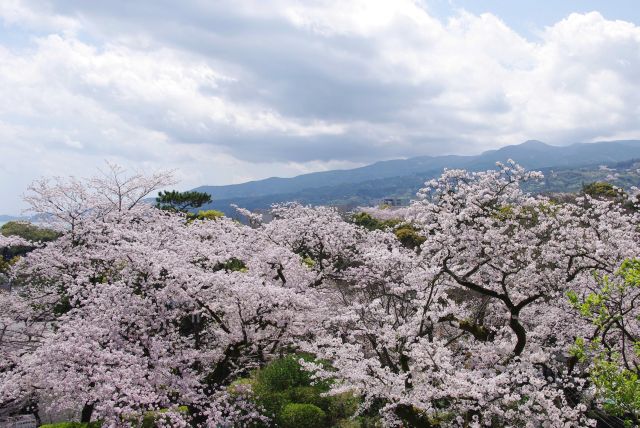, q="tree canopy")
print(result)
[1,221,59,244]
[156,190,212,212]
